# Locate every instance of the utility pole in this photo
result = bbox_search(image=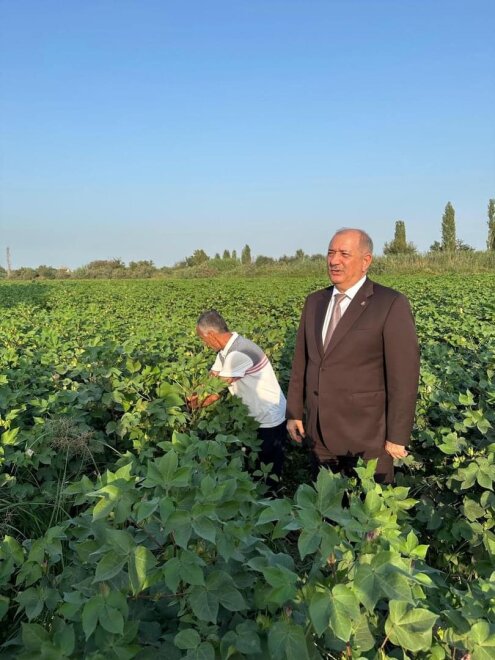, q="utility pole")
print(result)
[6,247,12,278]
